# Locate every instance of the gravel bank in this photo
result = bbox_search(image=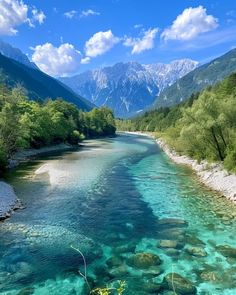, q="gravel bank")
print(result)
[124,131,236,203]
[156,138,236,203]
[0,181,23,220]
